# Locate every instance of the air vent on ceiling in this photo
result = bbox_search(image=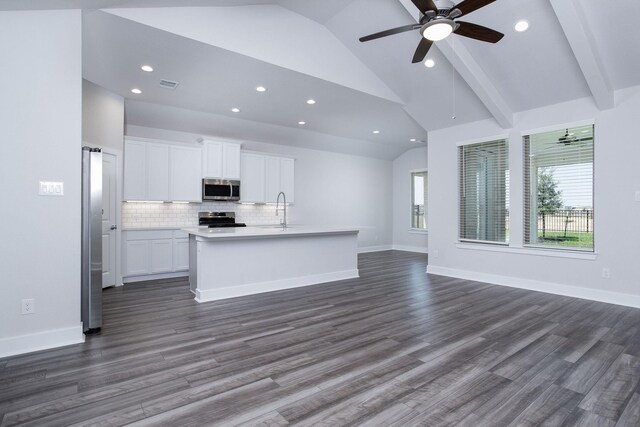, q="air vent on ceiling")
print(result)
[159,79,179,90]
